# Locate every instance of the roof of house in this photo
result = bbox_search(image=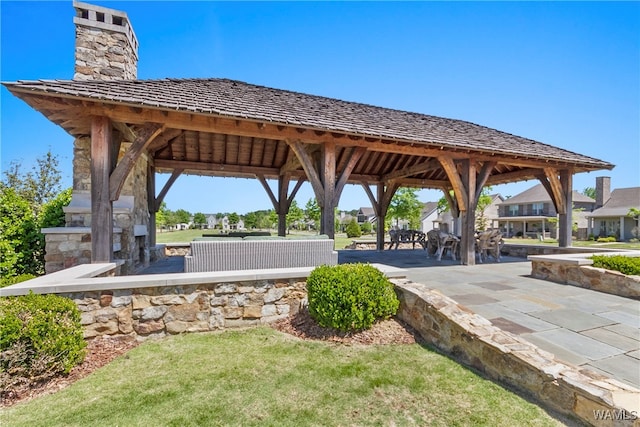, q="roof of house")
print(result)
[358,207,375,217]
[3,78,613,170]
[422,201,439,215]
[587,187,640,218]
[500,184,595,205]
